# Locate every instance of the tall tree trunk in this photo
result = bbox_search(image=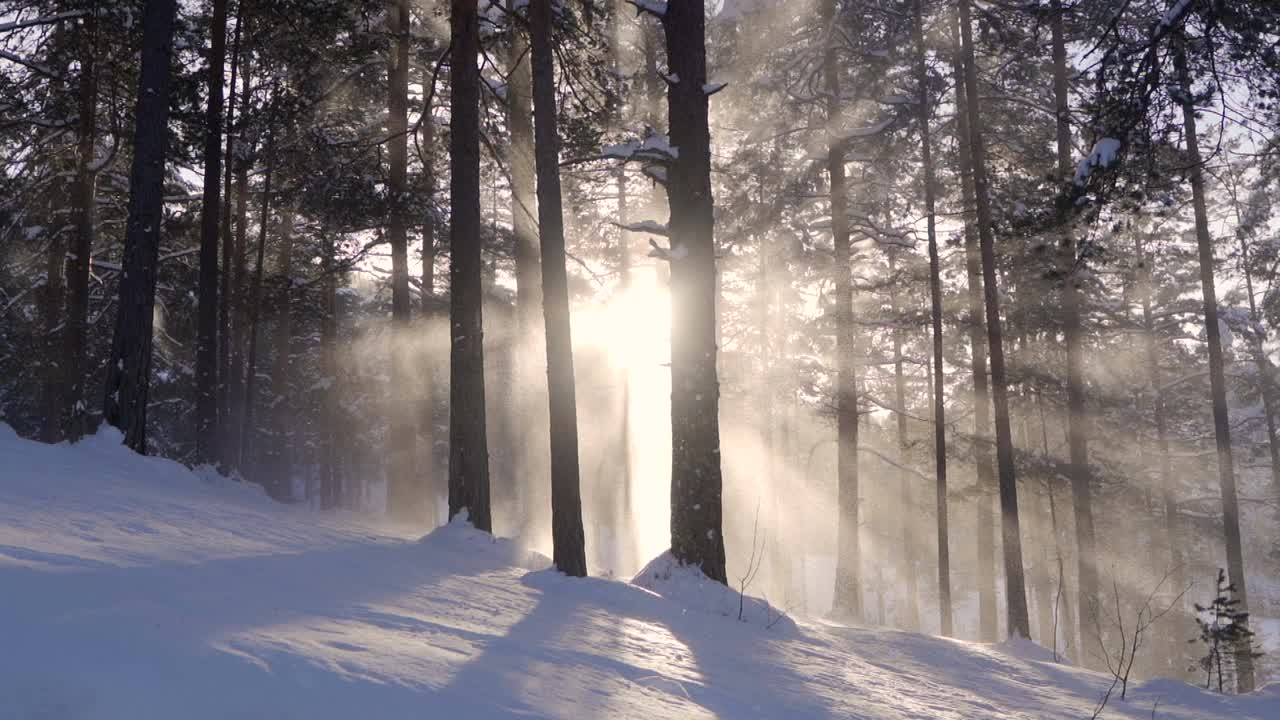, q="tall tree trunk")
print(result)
[102,0,180,453]
[40,201,67,444]
[64,1,99,442]
[950,19,997,642]
[420,70,440,519]
[228,62,252,468]
[269,208,295,491]
[529,0,588,577]
[386,0,420,521]
[1226,169,1280,500]
[958,0,1030,640]
[1175,37,1254,692]
[1049,0,1098,643]
[240,127,275,489]
[889,254,920,631]
[448,0,492,531]
[659,0,726,584]
[195,0,229,464]
[611,0,635,574]
[823,0,862,620]
[320,228,340,510]
[218,1,244,465]
[1137,233,1184,673]
[508,0,545,537]
[913,0,951,637]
